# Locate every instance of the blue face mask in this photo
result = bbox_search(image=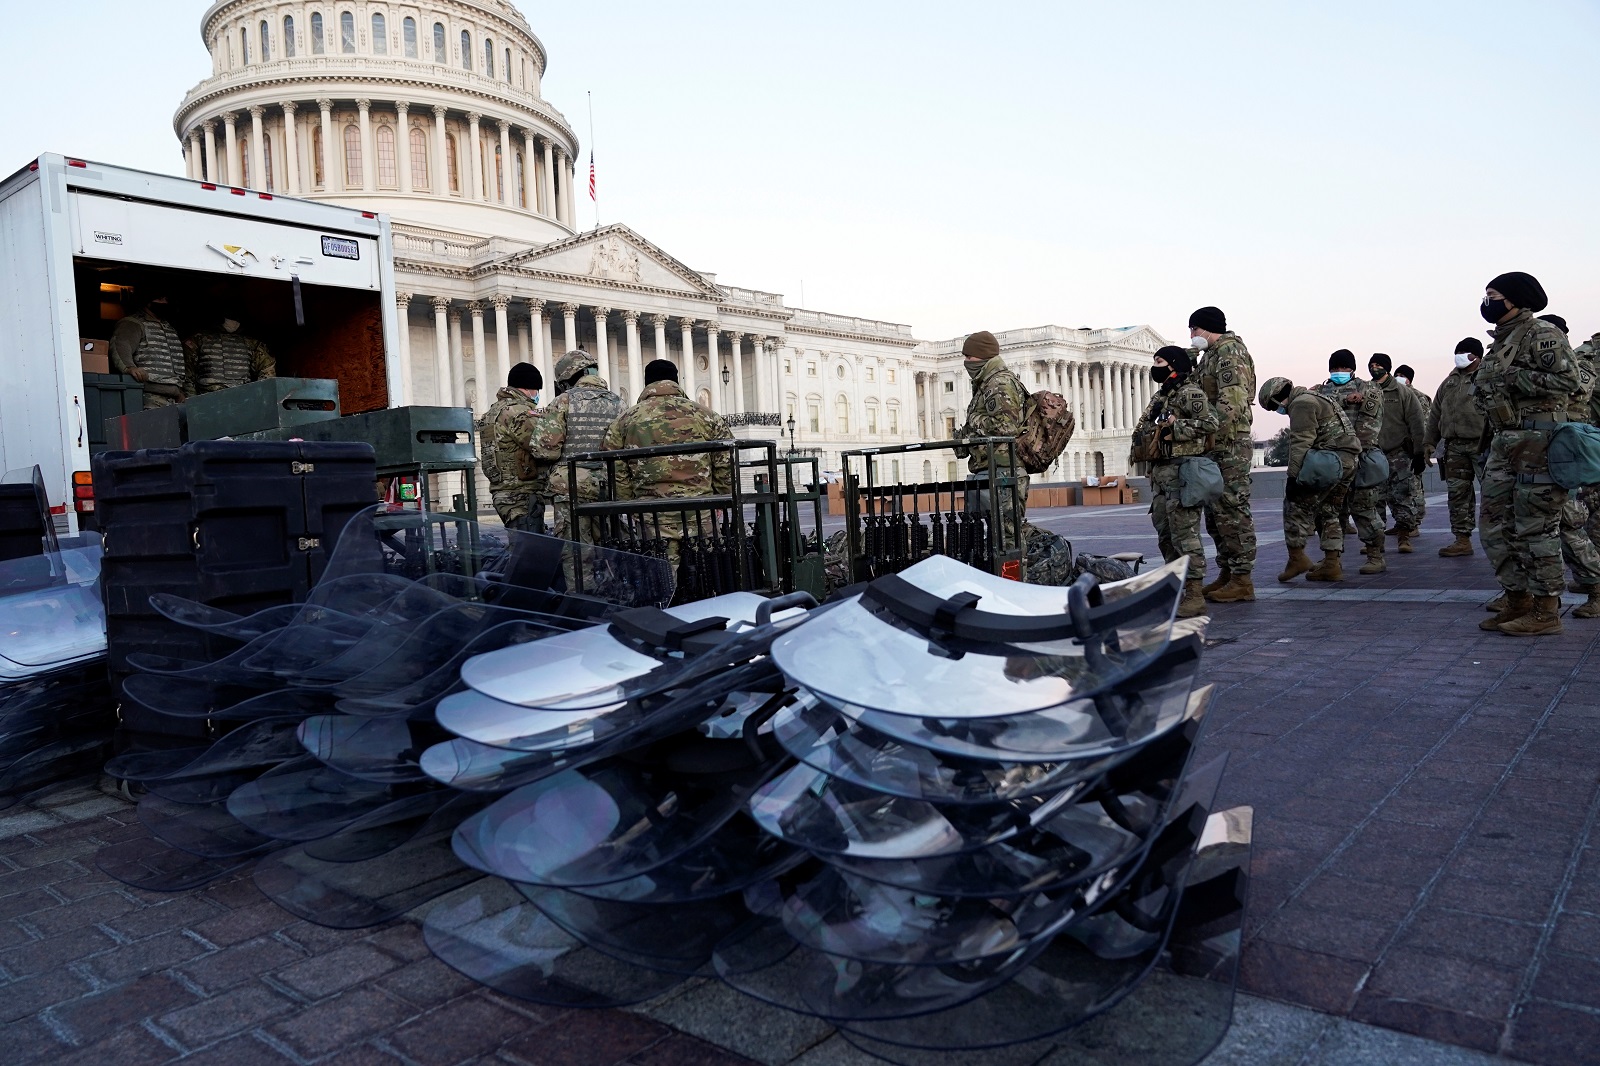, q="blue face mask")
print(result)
[1329,371,1353,385]
[1276,405,1288,416]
